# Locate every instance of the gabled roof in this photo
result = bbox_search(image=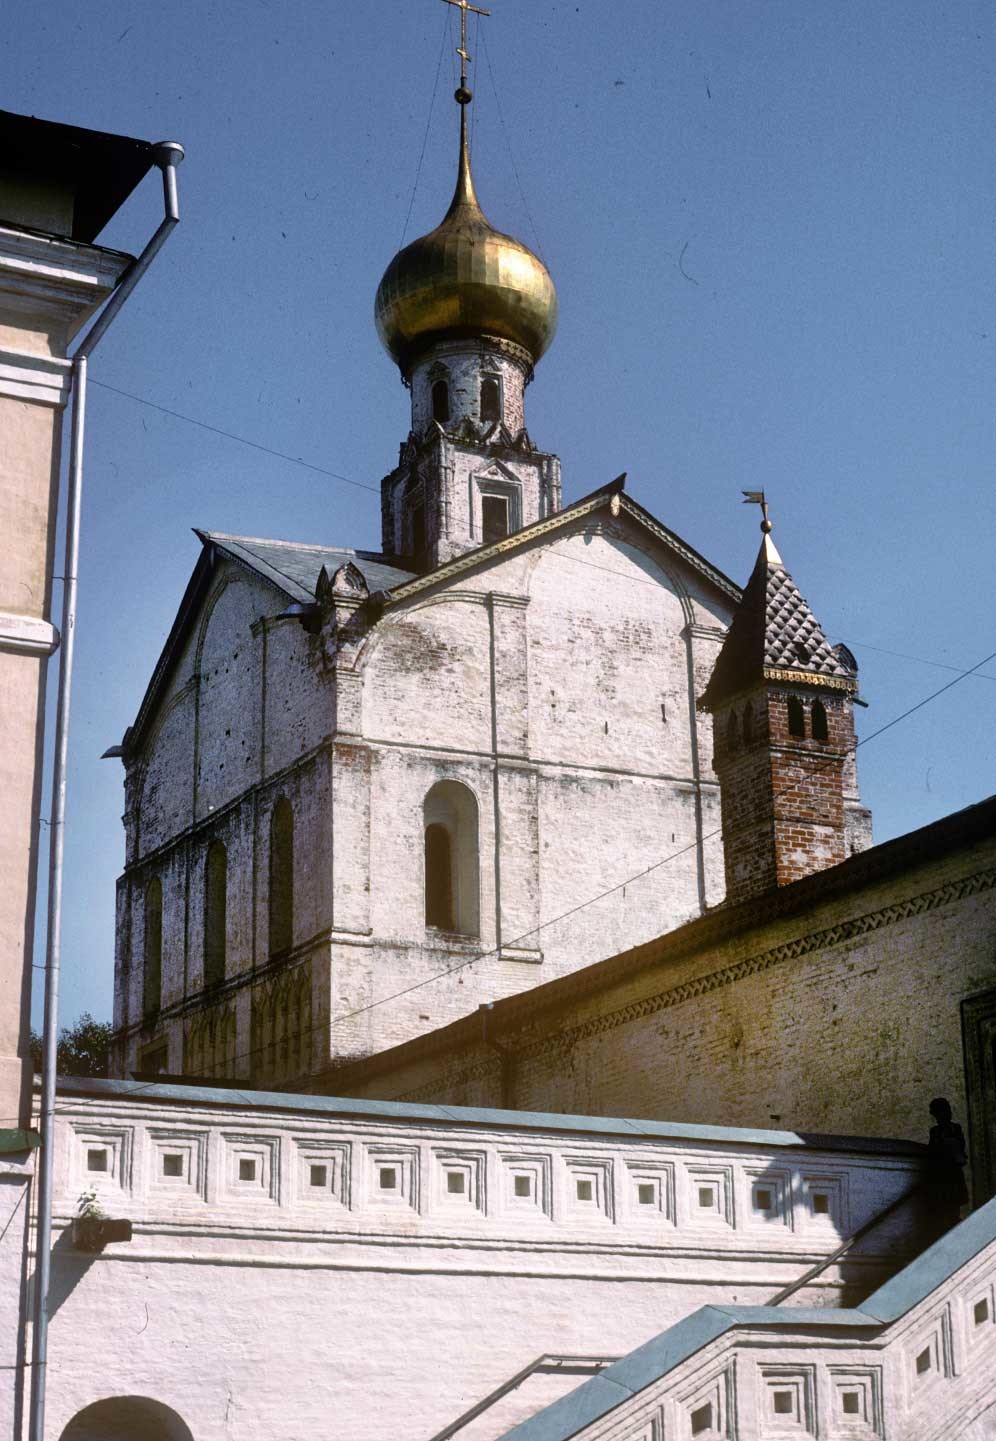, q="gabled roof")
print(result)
[122,480,739,759]
[199,531,416,602]
[700,530,854,710]
[373,476,740,611]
